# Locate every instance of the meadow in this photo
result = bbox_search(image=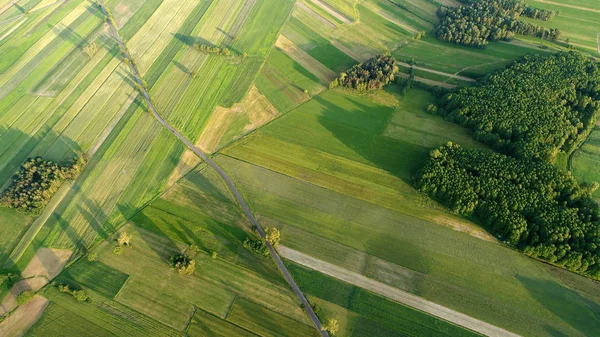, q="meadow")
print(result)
[217,87,600,337]
[1,0,599,336]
